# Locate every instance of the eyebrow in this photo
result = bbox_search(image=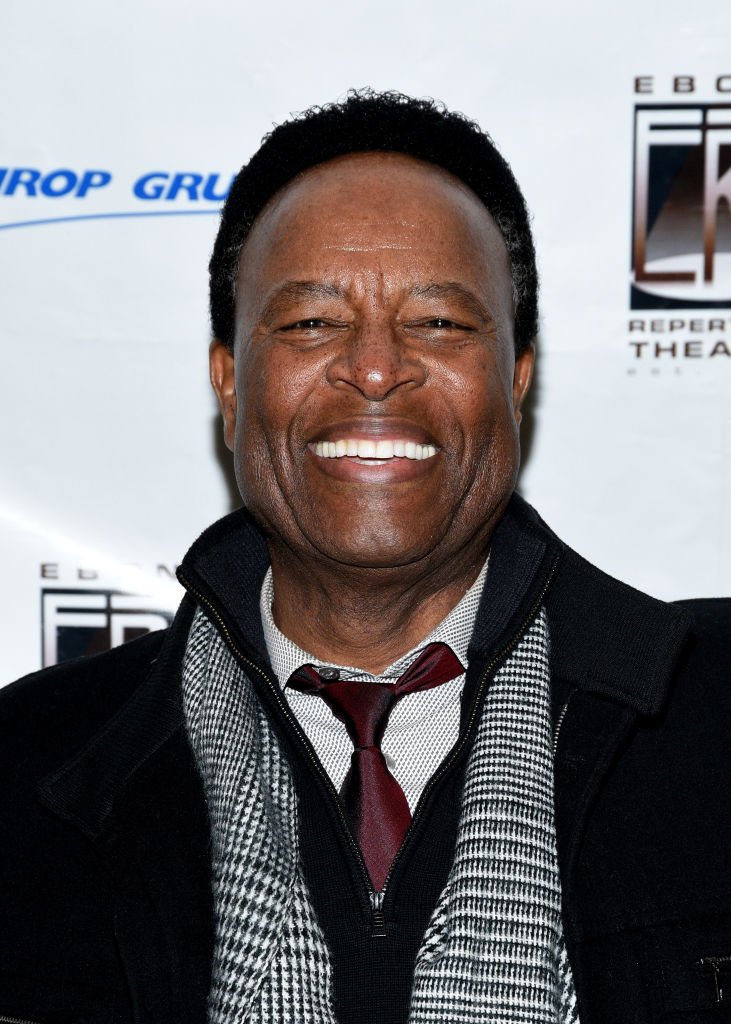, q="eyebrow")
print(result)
[409,282,491,323]
[260,281,345,324]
